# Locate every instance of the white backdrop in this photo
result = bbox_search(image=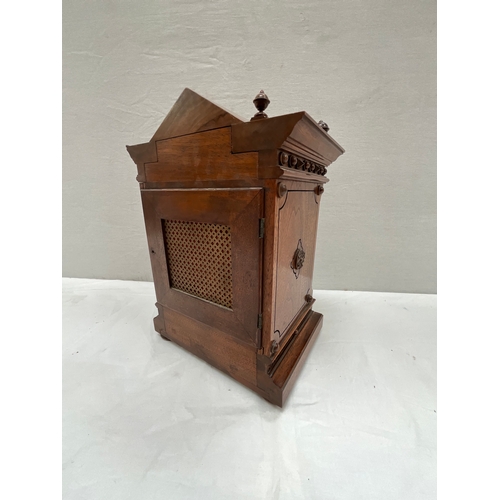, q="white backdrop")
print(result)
[62,0,436,293]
